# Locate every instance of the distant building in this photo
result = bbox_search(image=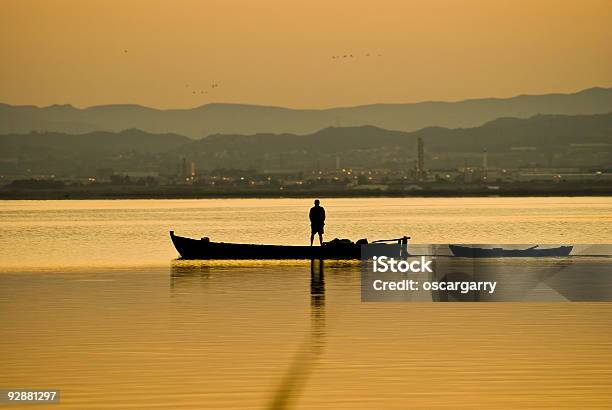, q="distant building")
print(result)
[416,137,425,181]
[181,157,189,179]
[482,148,488,182]
[95,168,114,182]
[124,171,159,178]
